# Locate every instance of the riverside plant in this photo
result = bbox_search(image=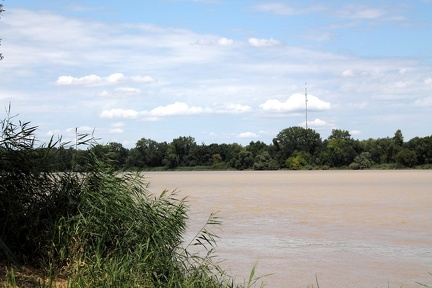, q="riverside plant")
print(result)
[0,108,265,287]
